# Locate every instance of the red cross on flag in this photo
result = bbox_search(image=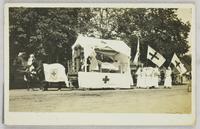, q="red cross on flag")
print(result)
[43,63,69,86]
[147,46,166,67]
[171,53,187,74]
